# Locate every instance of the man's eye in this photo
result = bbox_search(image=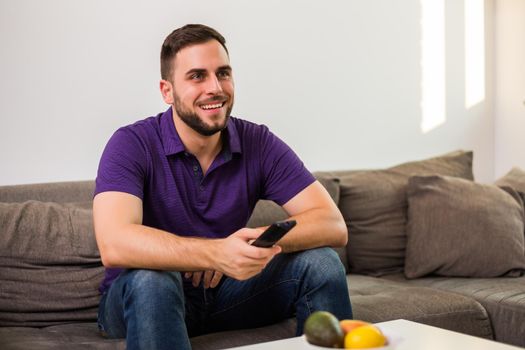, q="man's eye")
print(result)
[190,73,204,80]
[218,71,231,79]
